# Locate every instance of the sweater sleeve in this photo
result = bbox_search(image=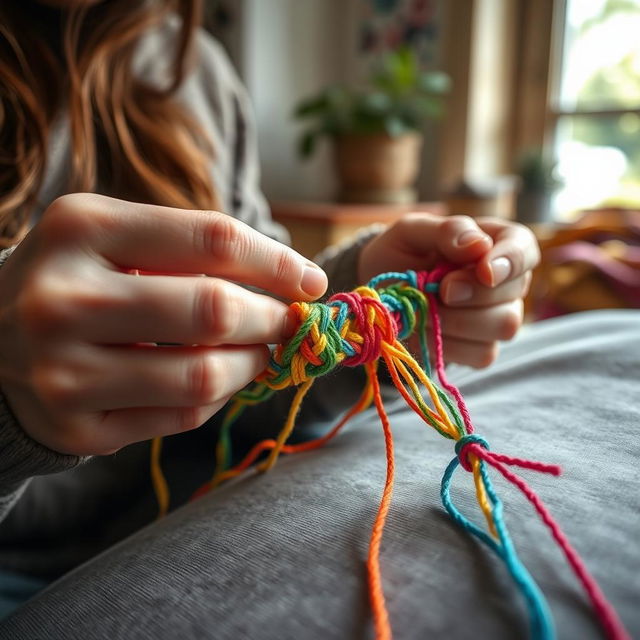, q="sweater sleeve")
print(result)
[0,246,83,523]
